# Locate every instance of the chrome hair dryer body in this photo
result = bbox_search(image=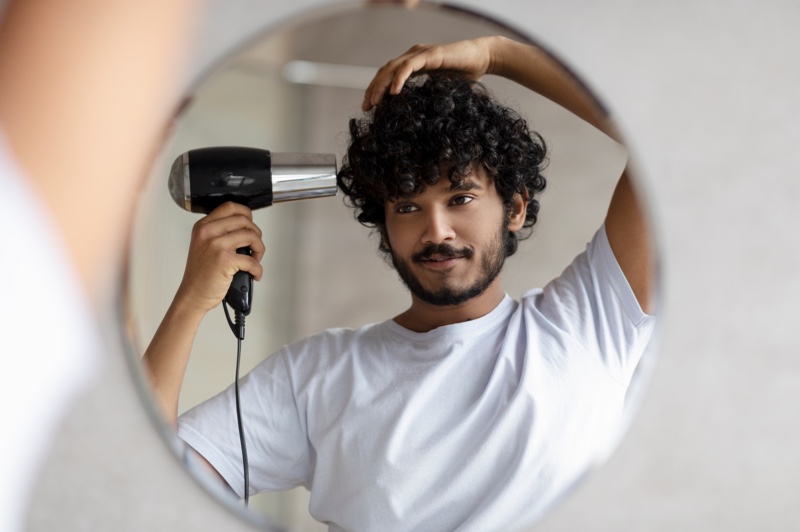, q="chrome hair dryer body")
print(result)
[168,146,338,214]
[168,146,337,319]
